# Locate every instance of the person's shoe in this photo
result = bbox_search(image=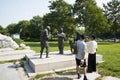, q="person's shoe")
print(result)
[46,56,49,58]
[40,55,42,58]
[77,73,81,79]
[83,75,88,80]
